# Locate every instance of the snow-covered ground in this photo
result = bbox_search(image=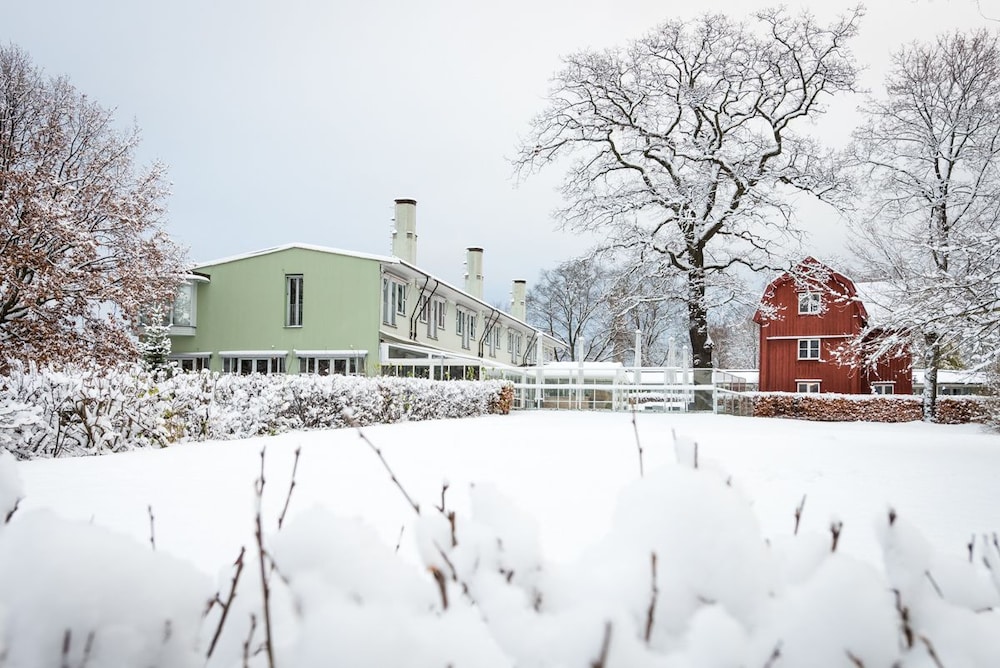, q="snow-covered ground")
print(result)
[16,411,1000,574]
[6,411,1000,667]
